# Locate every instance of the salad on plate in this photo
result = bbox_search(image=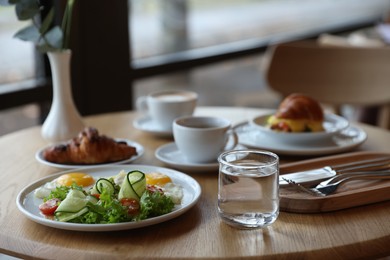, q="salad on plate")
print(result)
[34,170,183,224]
